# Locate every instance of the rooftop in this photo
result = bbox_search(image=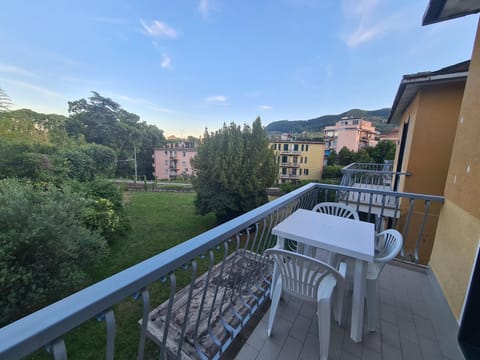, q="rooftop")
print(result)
[388,61,469,125]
